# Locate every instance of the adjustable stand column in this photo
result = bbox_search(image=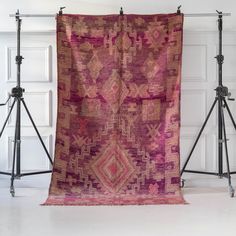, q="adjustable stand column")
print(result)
[180,11,236,197]
[0,10,53,196]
